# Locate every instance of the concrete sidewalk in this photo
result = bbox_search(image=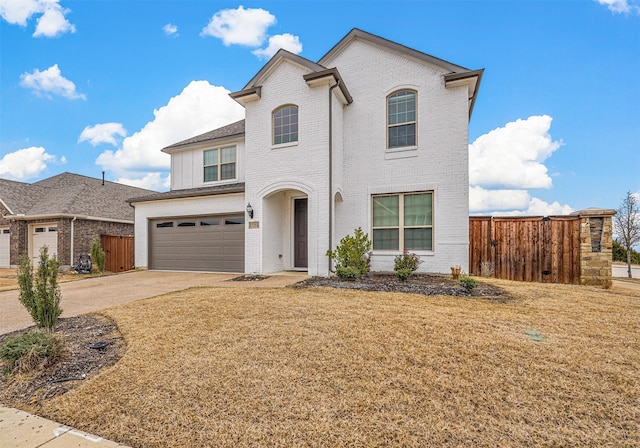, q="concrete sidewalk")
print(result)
[0,407,130,447]
[0,269,307,447]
